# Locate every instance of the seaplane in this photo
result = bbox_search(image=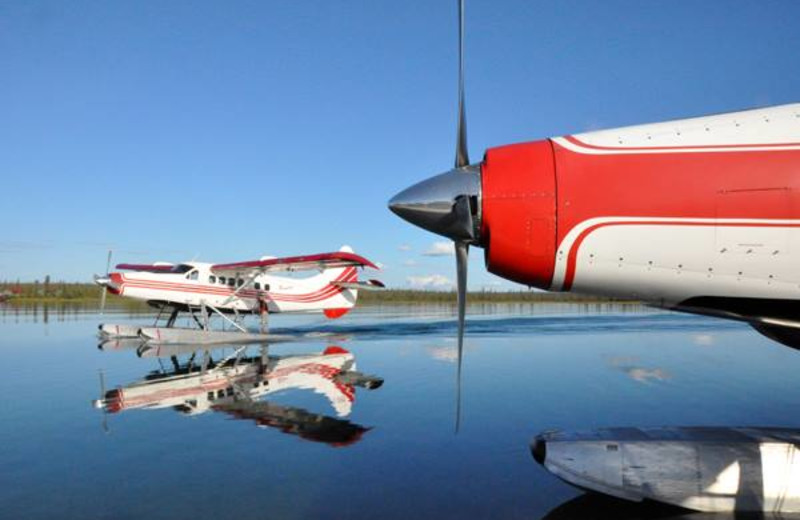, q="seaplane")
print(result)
[389,1,800,513]
[94,246,383,345]
[92,345,383,447]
